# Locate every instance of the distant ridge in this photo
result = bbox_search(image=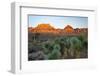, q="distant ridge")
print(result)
[28,23,87,34]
